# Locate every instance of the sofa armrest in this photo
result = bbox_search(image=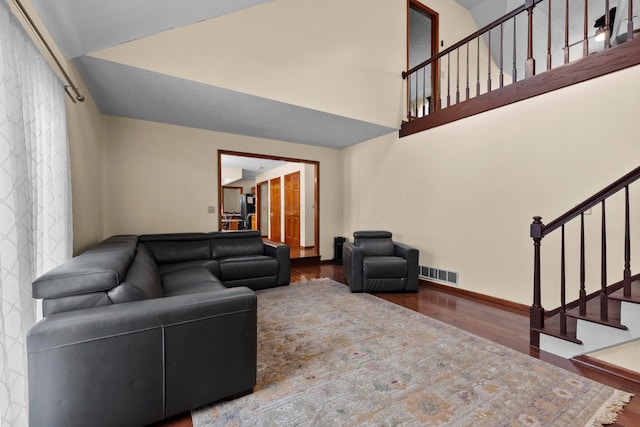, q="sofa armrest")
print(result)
[263,241,290,286]
[394,242,420,291]
[343,241,364,292]
[27,287,257,427]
